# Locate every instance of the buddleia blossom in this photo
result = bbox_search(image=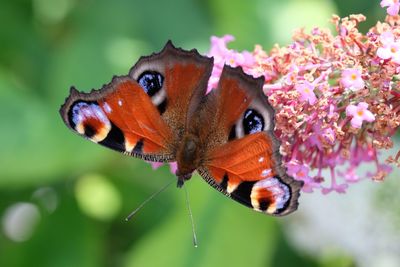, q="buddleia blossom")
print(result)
[340,68,365,91]
[381,0,400,16]
[207,35,255,92]
[207,5,400,194]
[376,31,400,63]
[295,81,317,105]
[346,102,375,128]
